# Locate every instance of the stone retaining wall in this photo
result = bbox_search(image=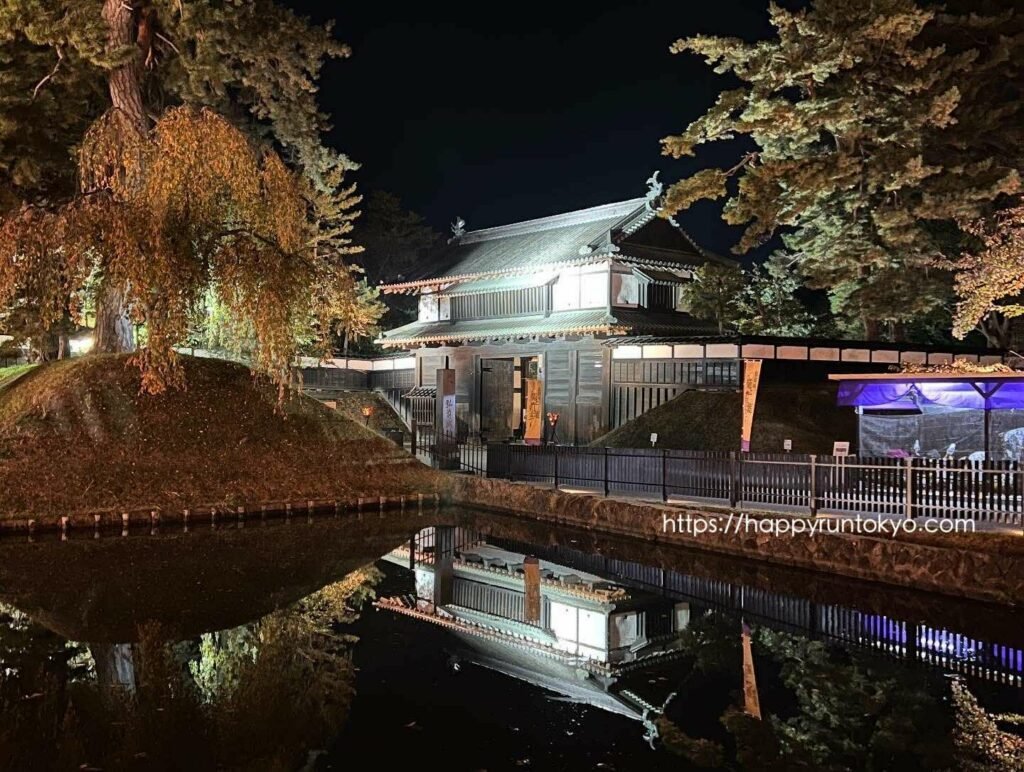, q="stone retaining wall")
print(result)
[0,493,441,536]
[448,476,1024,606]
